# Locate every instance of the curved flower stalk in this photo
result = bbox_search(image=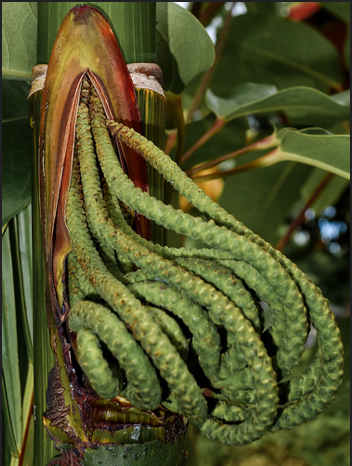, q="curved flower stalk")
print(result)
[36,4,344,462]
